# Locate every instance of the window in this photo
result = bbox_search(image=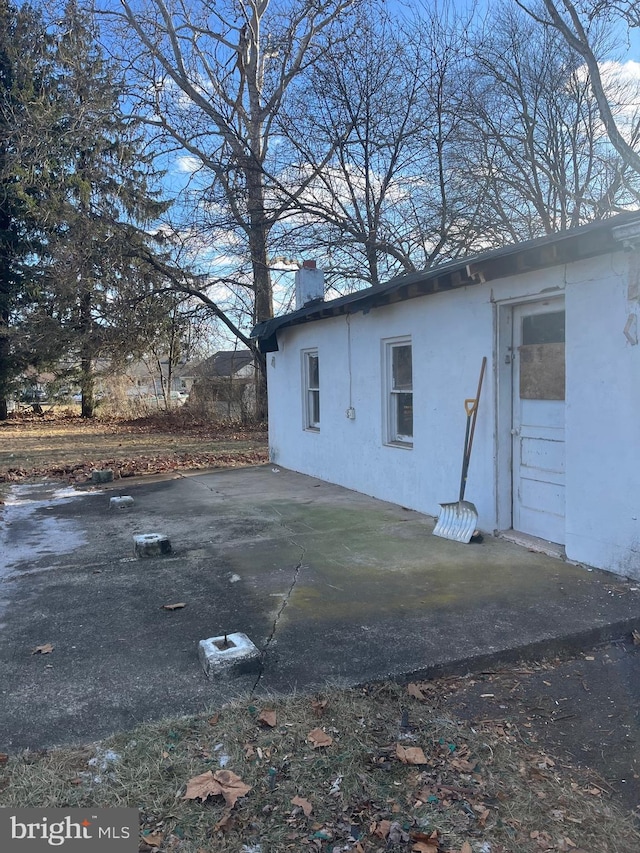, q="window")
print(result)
[520,310,565,401]
[303,350,320,430]
[385,339,413,445]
